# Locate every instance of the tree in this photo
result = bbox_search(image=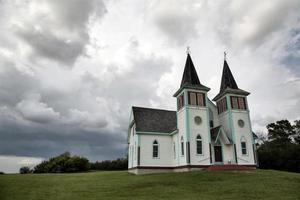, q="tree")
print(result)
[266,120,295,143]
[293,120,300,144]
[20,166,31,174]
[33,152,90,173]
[257,119,300,173]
